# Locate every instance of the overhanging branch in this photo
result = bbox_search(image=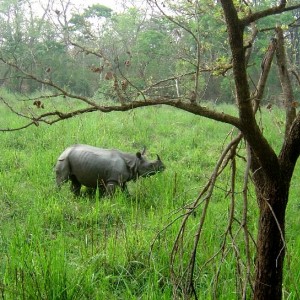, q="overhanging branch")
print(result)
[0,97,241,131]
[241,3,300,27]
